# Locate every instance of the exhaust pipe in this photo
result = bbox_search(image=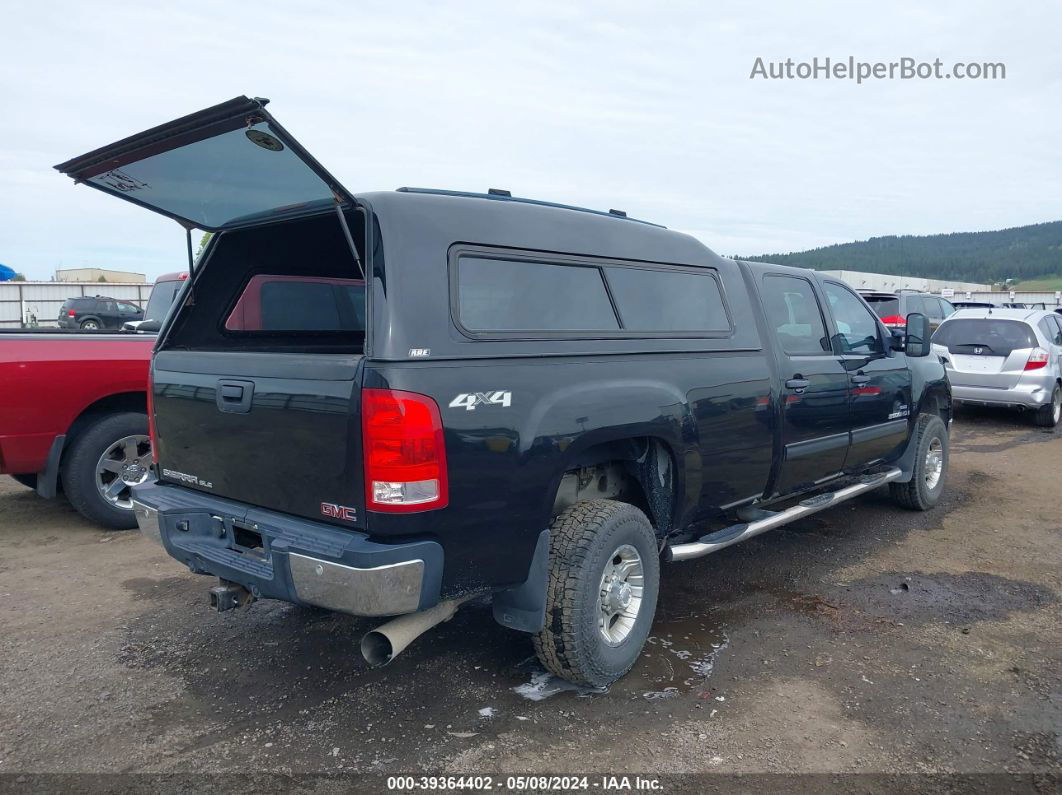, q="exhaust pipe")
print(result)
[361,594,476,666]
